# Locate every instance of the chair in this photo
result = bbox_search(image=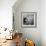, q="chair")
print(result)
[25,40,35,46]
[14,33,23,46]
